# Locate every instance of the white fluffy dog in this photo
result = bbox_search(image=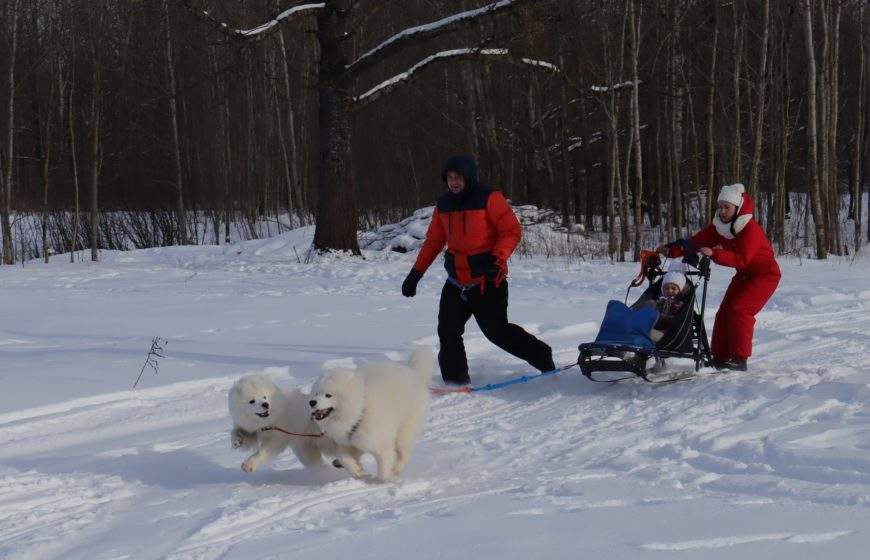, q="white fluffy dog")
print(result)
[228,375,329,473]
[308,346,433,481]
